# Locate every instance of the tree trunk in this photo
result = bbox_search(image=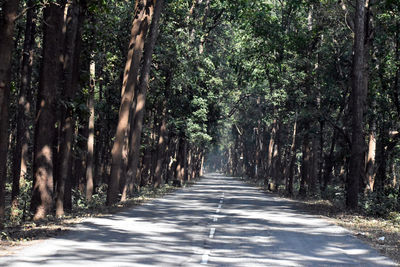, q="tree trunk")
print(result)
[11,0,35,219]
[310,136,319,196]
[267,119,277,183]
[122,0,163,200]
[107,0,155,205]
[365,123,376,192]
[153,100,168,188]
[347,0,368,209]
[86,59,95,200]
[175,137,185,184]
[56,1,83,217]
[31,1,65,220]
[0,0,20,226]
[322,130,337,194]
[299,133,311,197]
[286,116,297,196]
[374,127,388,195]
